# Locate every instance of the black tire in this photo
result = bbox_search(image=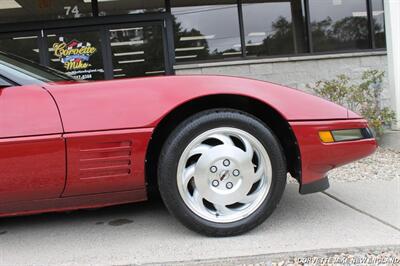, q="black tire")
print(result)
[157,109,286,236]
